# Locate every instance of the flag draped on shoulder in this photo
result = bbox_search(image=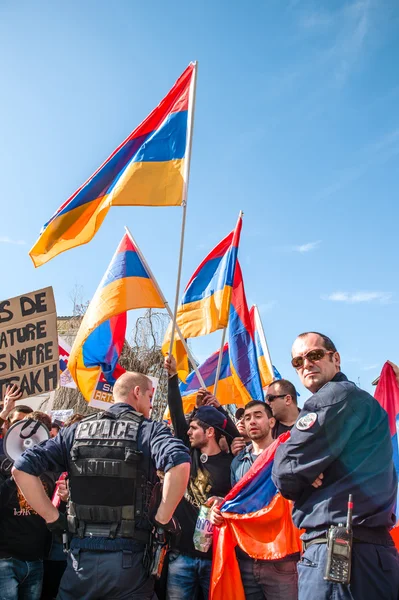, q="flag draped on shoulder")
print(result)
[210,433,302,600]
[162,213,242,381]
[30,63,196,267]
[228,263,263,404]
[177,343,243,414]
[68,233,164,400]
[249,305,273,388]
[374,361,399,550]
